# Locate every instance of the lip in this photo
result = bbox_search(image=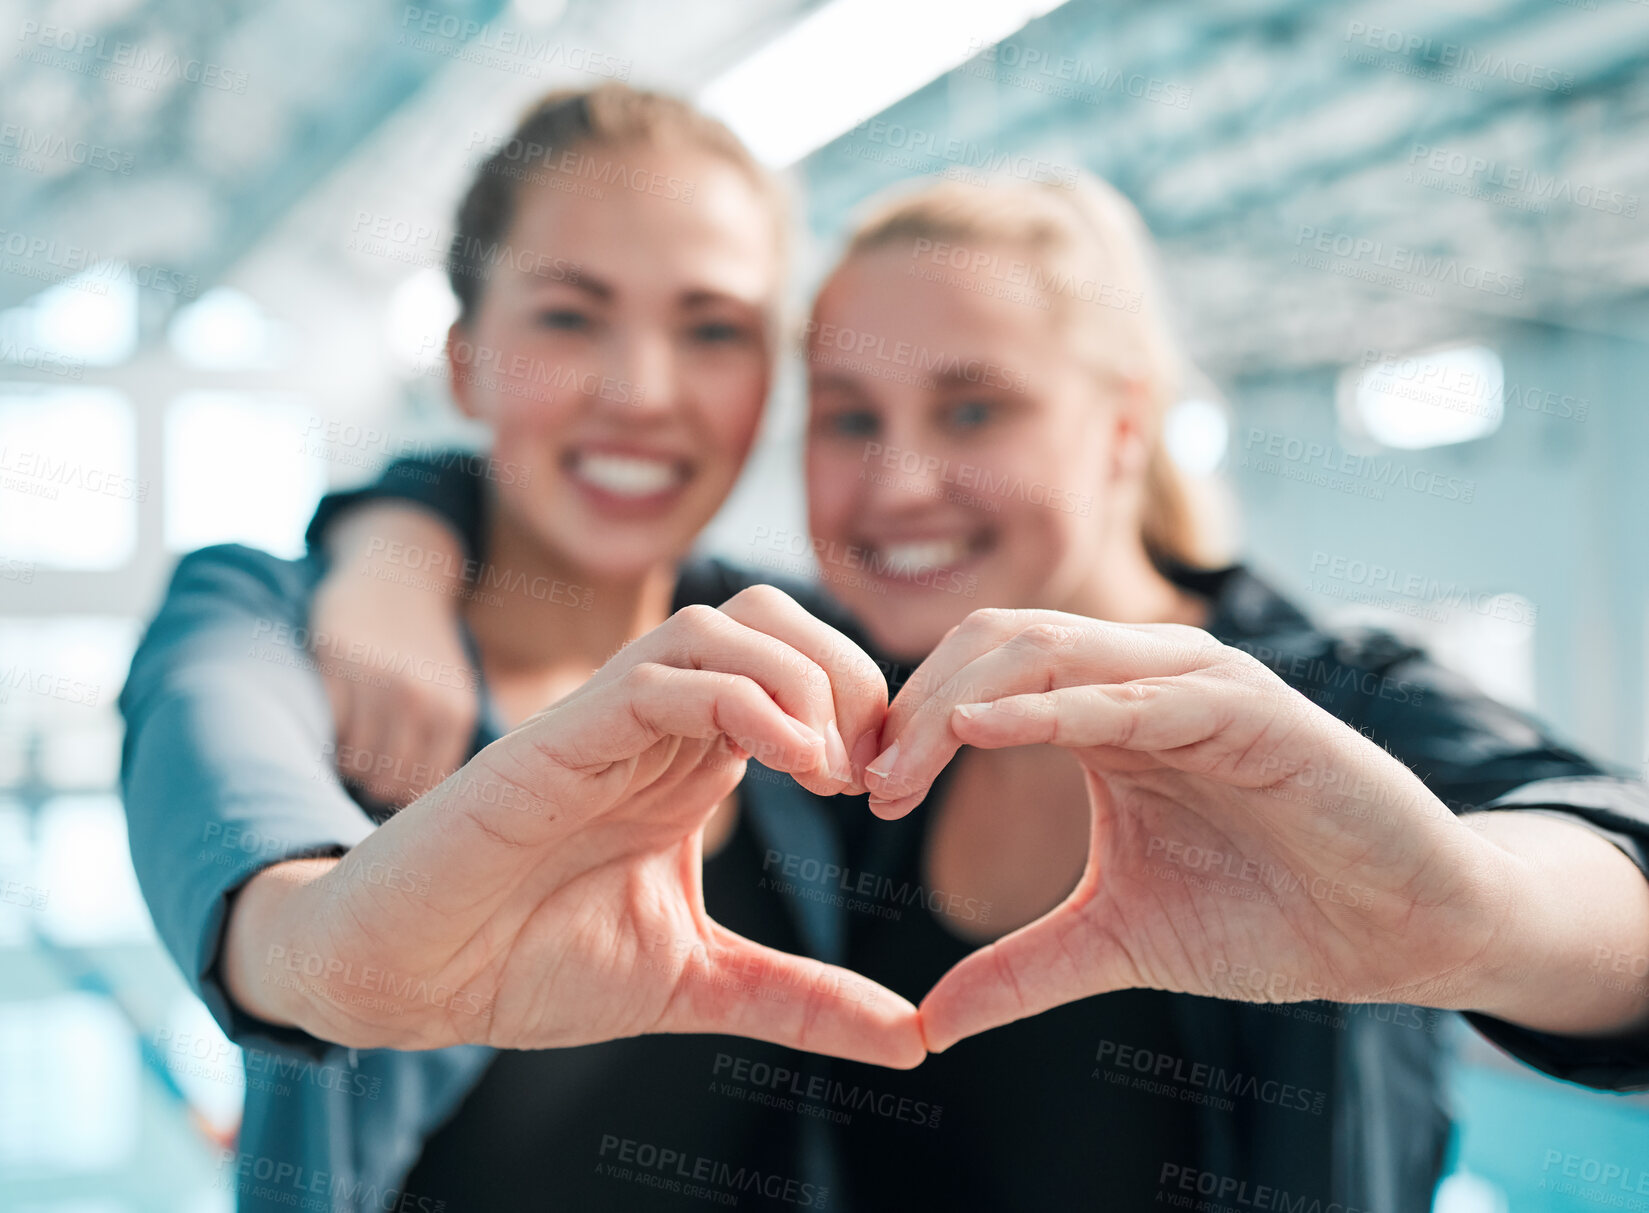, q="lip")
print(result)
[561,443,695,520]
[854,529,995,587]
